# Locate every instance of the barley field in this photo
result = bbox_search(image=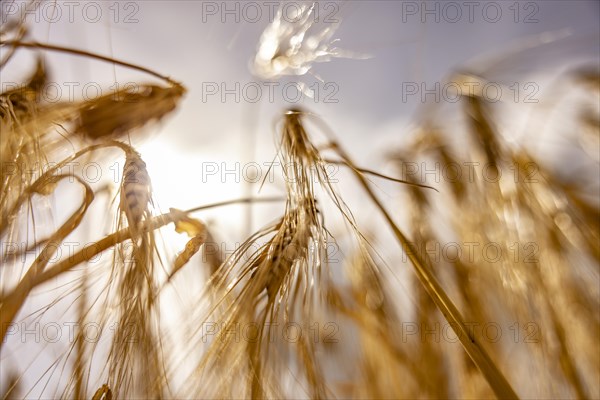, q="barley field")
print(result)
[1,1,599,399]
